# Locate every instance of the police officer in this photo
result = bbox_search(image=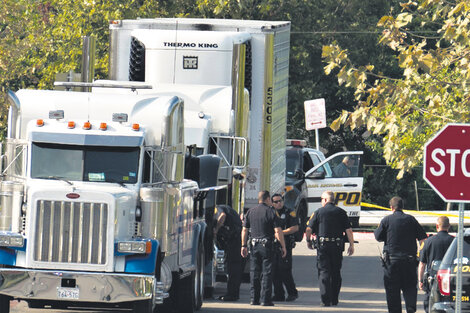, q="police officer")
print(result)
[213,204,243,301]
[271,193,299,302]
[375,196,427,313]
[305,191,355,307]
[418,216,453,313]
[241,191,287,306]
